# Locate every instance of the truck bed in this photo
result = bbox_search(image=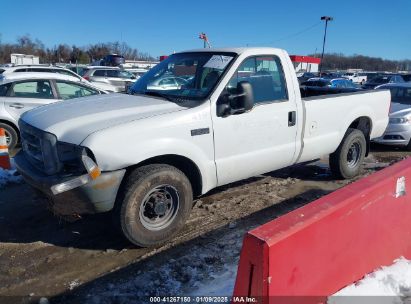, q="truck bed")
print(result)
[298,90,391,163]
